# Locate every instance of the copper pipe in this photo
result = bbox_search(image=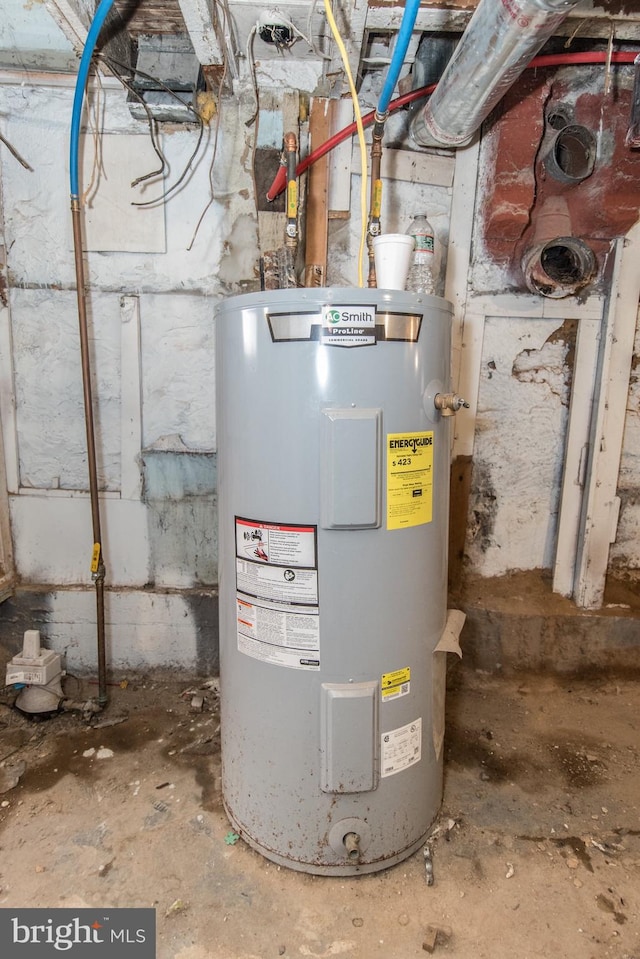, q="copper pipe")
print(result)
[71,198,108,707]
[284,131,298,250]
[367,118,385,287]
